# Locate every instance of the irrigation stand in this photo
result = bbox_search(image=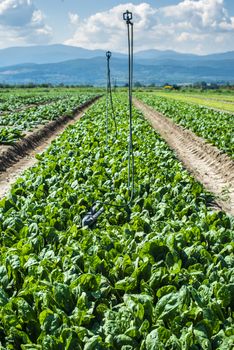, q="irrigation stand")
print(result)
[106,51,117,144]
[82,10,134,228]
[123,10,135,201]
